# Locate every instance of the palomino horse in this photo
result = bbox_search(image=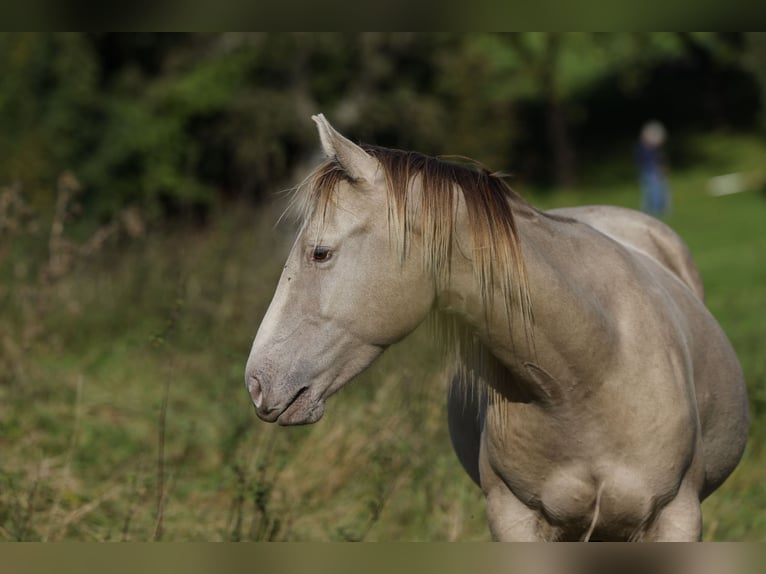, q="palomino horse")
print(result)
[245,115,749,541]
